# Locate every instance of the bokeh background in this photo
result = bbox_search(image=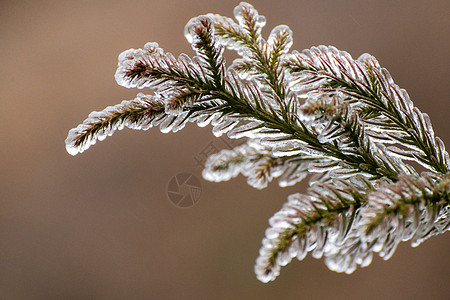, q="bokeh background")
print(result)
[1,0,449,299]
